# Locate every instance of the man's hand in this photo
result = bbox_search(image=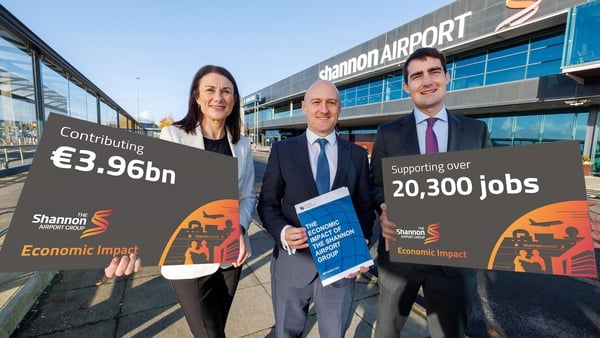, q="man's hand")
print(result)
[345,239,371,279]
[285,227,309,250]
[346,265,370,279]
[380,203,398,252]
